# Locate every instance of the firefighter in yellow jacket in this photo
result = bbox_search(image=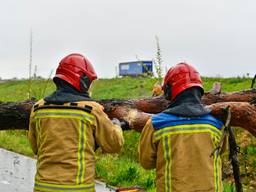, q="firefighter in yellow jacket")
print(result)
[28,53,124,192]
[139,63,224,192]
